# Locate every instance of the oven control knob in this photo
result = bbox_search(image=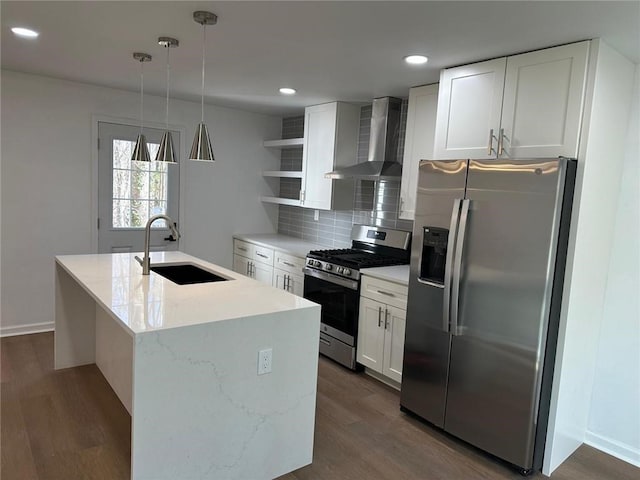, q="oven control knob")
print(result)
[325,264,333,271]
[343,268,351,276]
[314,260,321,267]
[307,259,313,266]
[337,267,344,274]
